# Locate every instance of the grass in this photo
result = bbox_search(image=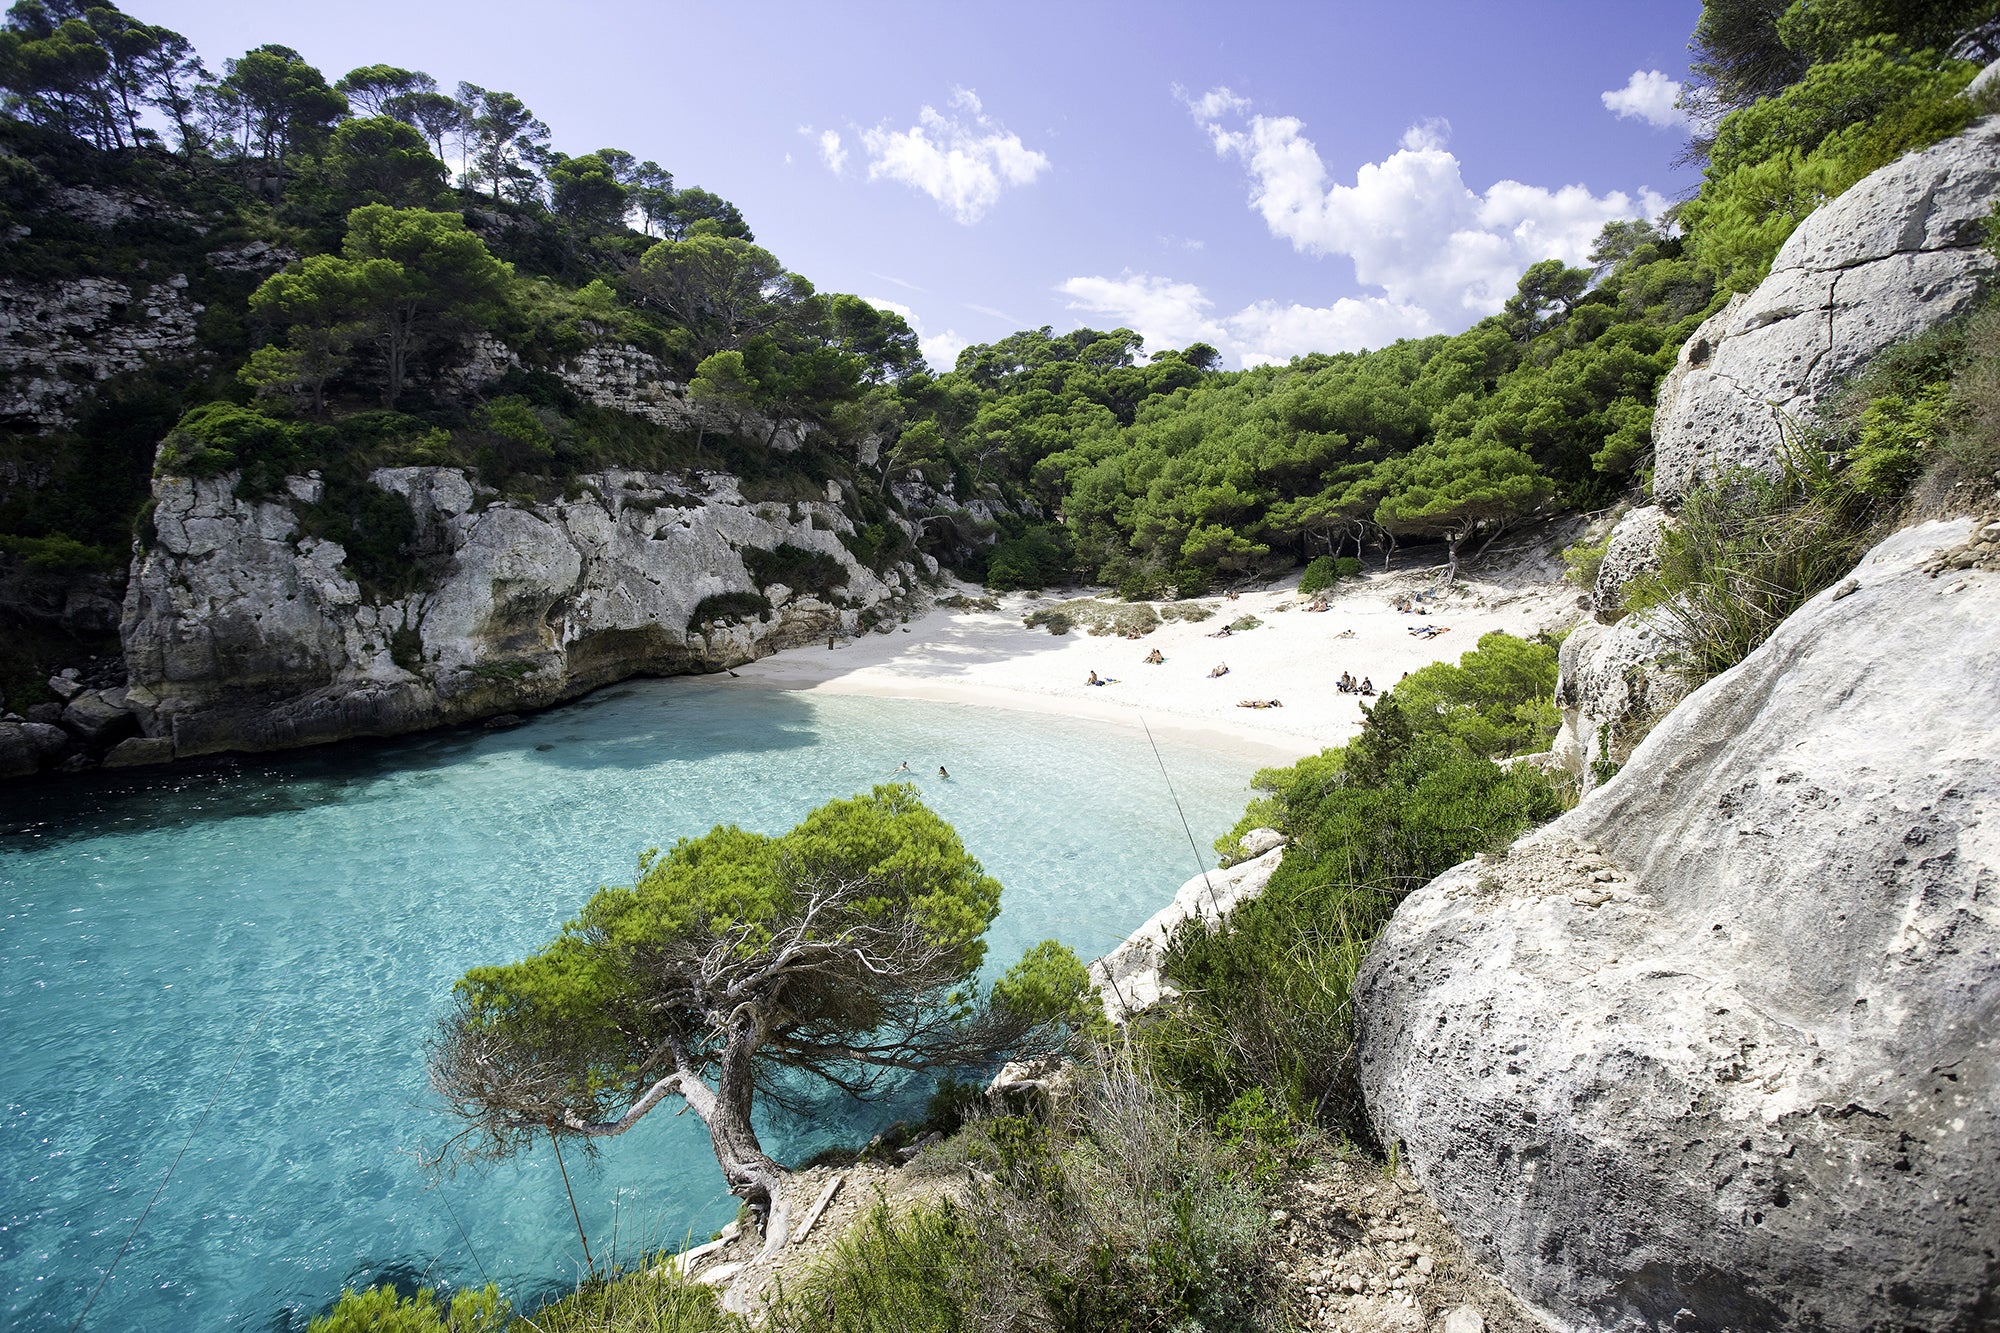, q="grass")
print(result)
[1022,597,1161,638]
[760,1046,1285,1333]
[1625,440,1882,686]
